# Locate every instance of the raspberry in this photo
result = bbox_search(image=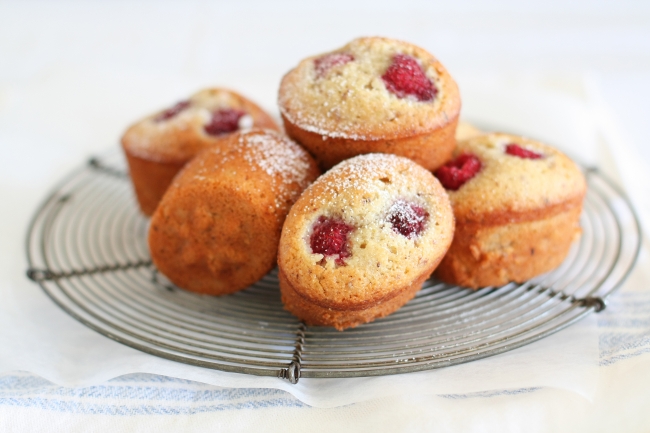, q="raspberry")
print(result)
[154,100,190,122]
[434,153,482,191]
[310,216,354,265]
[204,109,247,136]
[387,201,429,239]
[314,53,354,77]
[381,54,437,102]
[505,143,543,159]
